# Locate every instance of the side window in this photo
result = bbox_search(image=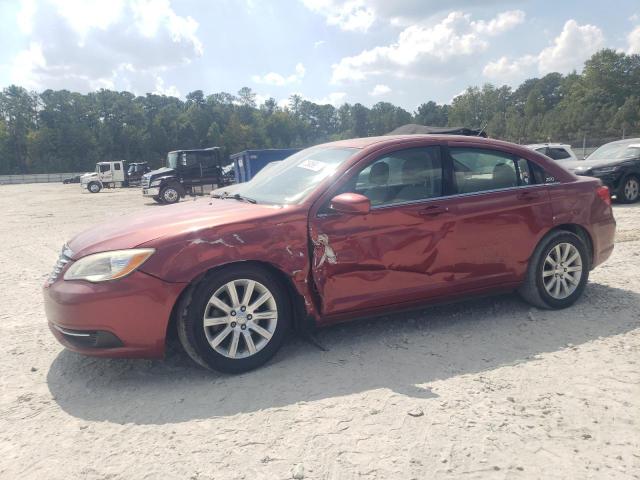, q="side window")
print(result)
[114,163,121,170]
[99,164,110,172]
[547,148,571,160]
[346,146,443,207]
[450,148,519,194]
[529,161,557,184]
